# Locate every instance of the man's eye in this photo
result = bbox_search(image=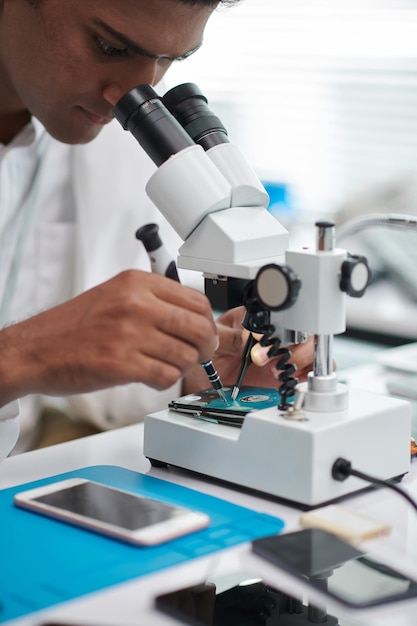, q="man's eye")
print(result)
[95,37,129,58]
